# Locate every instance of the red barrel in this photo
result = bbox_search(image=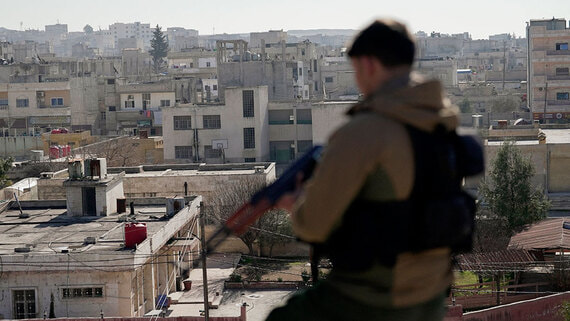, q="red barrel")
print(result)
[124,222,147,249]
[49,146,59,159]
